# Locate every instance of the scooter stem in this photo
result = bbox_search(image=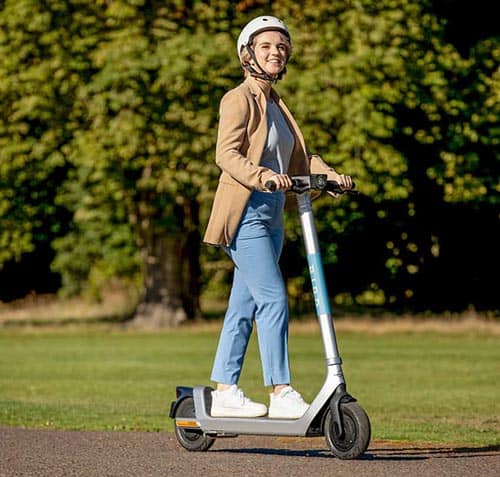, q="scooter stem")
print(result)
[297,192,343,370]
